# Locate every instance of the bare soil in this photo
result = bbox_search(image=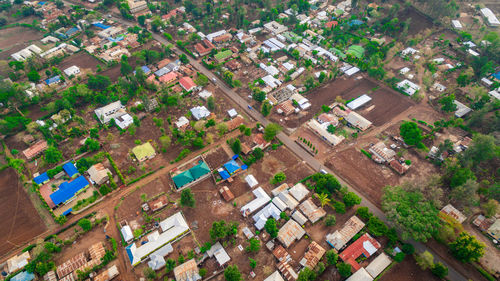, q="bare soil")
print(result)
[0,168,46,257]
[58,52,102,72]
[398,7,436,36]
[0,27,44,58]
[381,254,440,281]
